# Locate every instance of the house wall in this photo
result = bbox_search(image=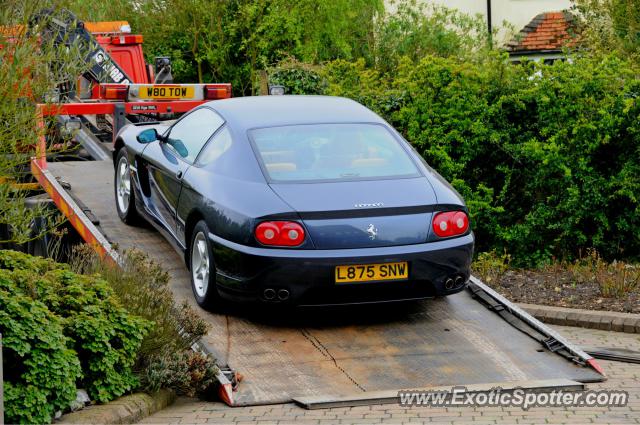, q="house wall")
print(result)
[384,0,572,44]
